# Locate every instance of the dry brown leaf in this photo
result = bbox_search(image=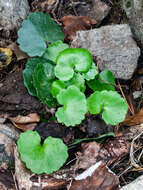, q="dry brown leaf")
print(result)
[70,161,119,190]
[61,15,96,40]
[77,136,129,170]
[121,108,143,126]
[8,42,28,61]
[9,113,40,131]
